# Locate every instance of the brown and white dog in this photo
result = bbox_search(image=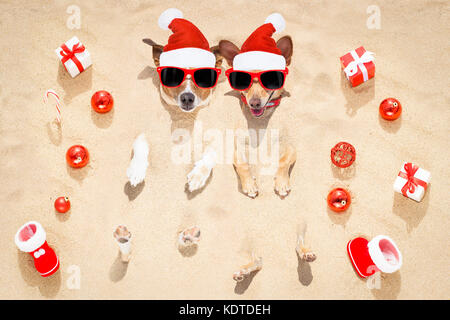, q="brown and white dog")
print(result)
[142,39,222,113]
[218,13,297,198]
[143,8,222,113]
[134,9,222,191]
